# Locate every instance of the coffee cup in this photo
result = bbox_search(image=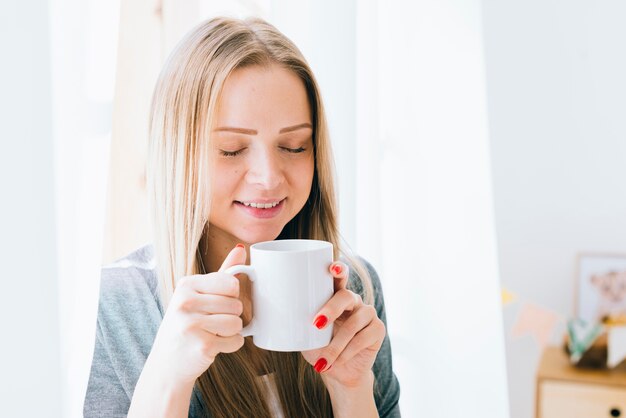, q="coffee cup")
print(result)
[225,239,334,352]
